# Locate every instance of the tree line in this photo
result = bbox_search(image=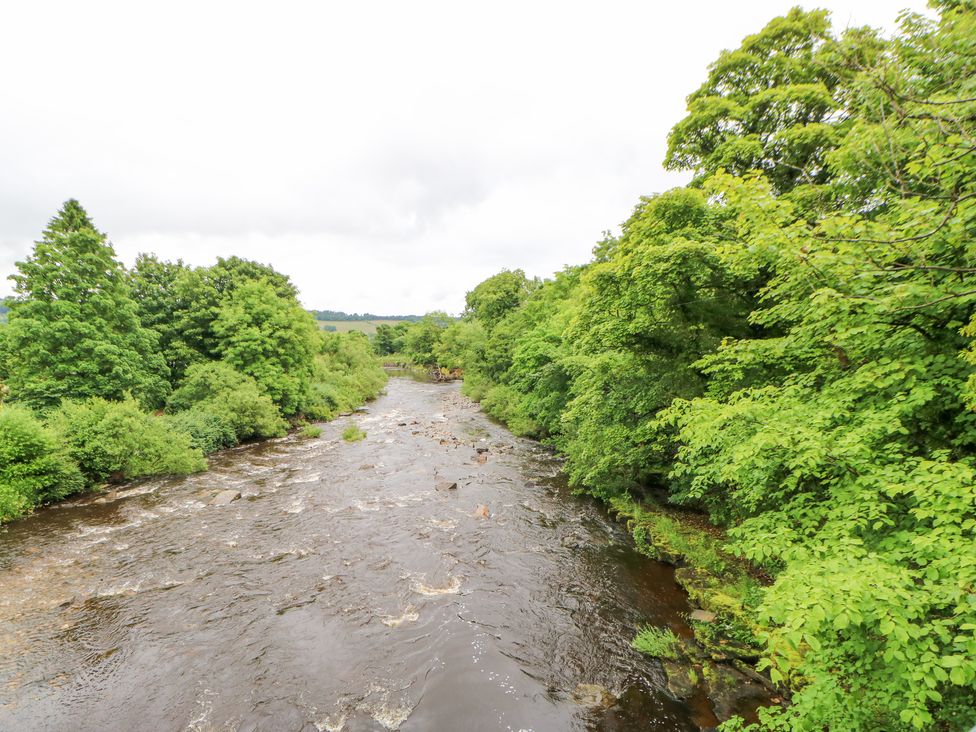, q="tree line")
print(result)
[389,5,976,730]
[308,309,423,322]
[0,202,386,522]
